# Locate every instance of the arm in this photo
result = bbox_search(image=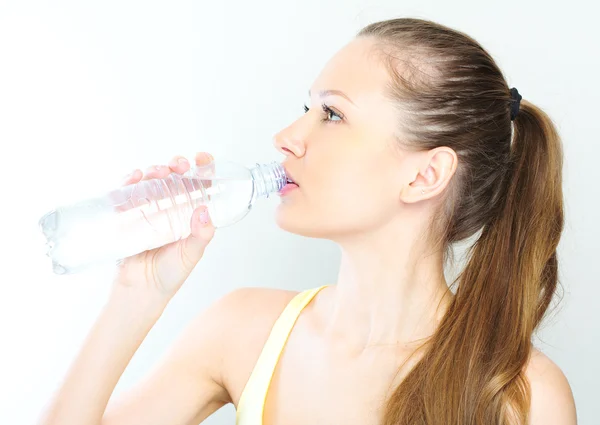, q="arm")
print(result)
[38,285,231,425]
